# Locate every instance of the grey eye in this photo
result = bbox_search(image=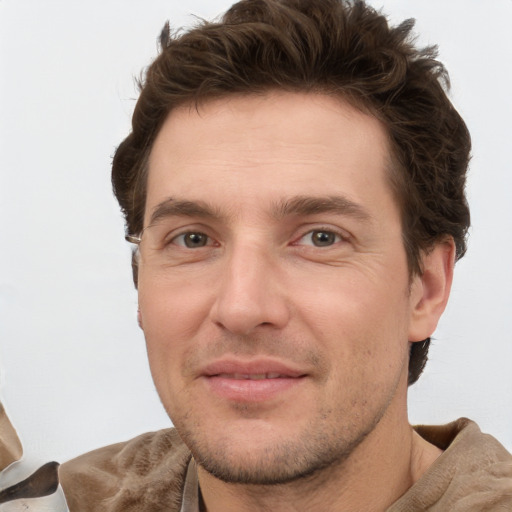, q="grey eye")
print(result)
[311,230,338,246]
[179,232,209,248]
